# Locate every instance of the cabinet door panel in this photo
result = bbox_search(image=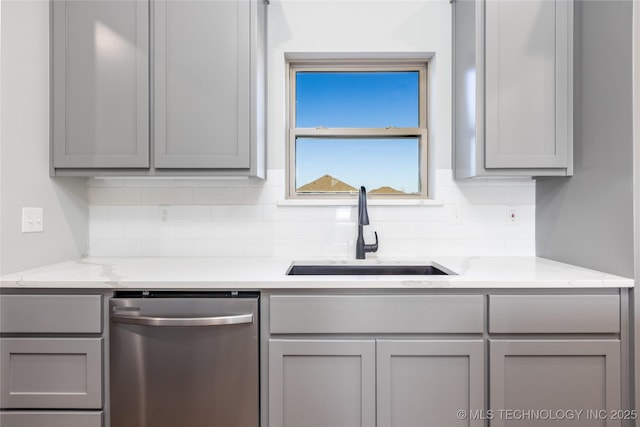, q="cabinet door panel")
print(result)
[490,340,621,427]
[0,411,103,427]
[269,339,376,427]
[0,295,102,334]
[377,340,485,427]
[154,0,251,169]
[52,0,149,168]
[0,338,103,409]
[485,0,570,169]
